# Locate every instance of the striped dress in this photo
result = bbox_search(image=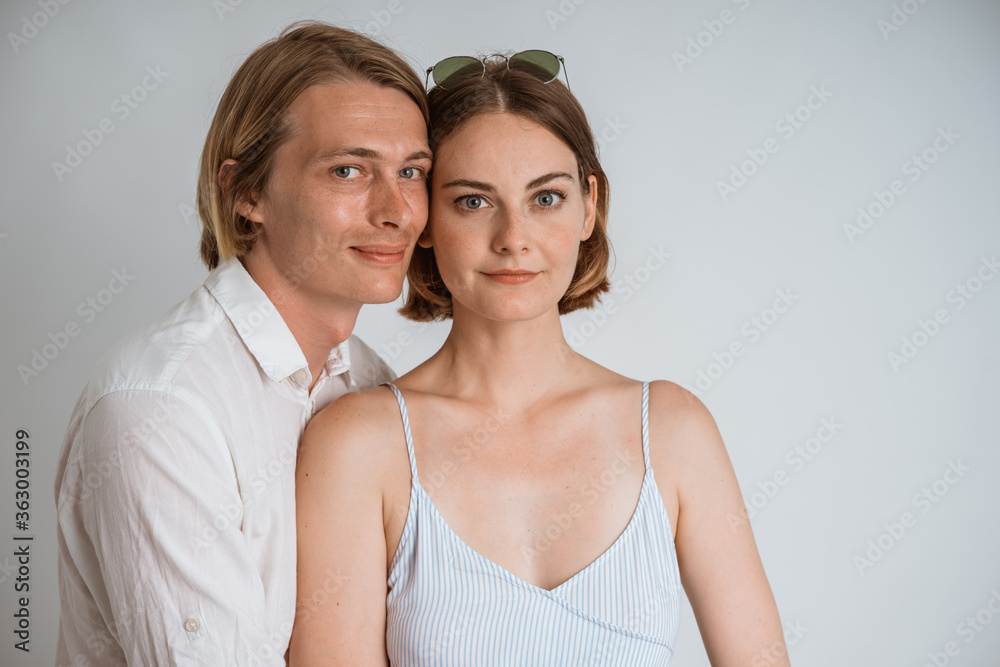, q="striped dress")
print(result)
[383,382,681,666]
